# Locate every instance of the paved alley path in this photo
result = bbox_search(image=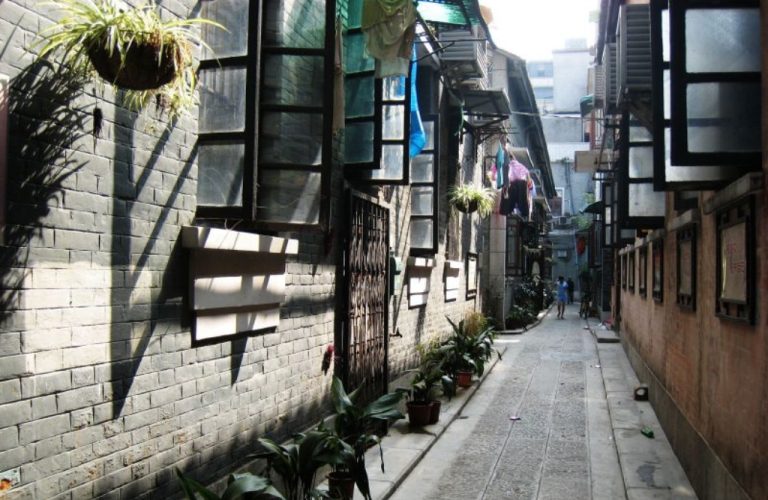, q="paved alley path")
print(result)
[388,310,696,500]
